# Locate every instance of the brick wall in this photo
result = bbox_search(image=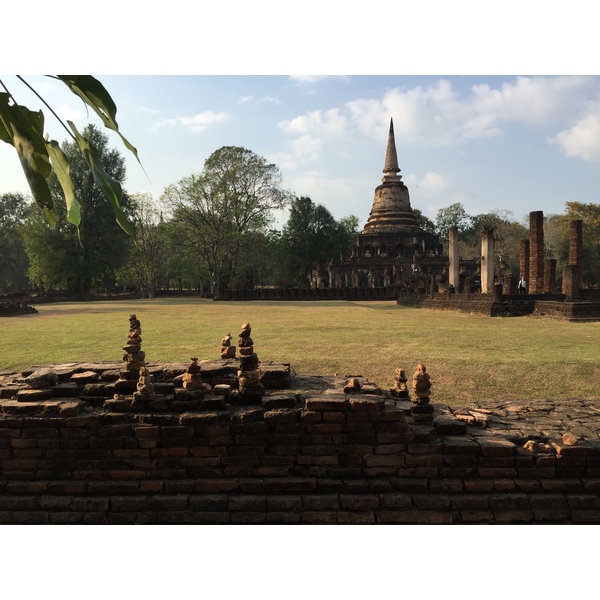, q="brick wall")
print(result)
[2,395,600,524]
